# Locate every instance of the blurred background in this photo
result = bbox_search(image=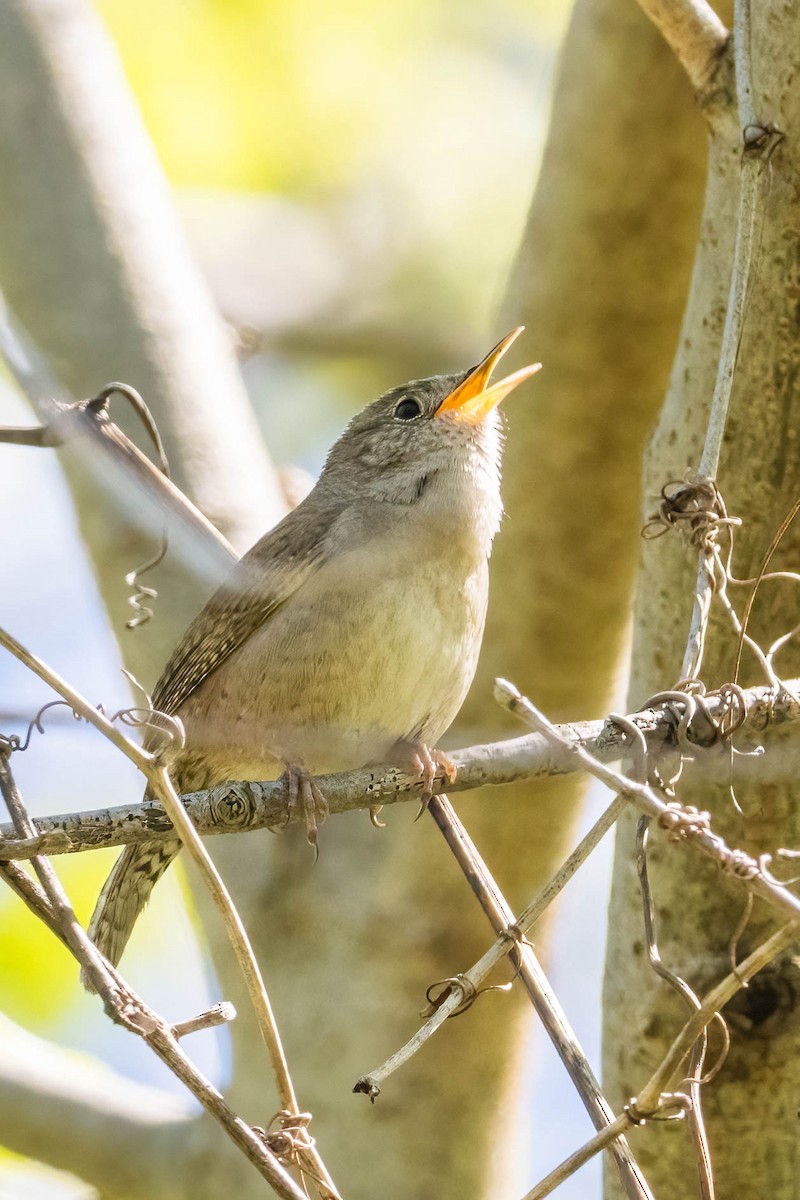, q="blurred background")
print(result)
[0,1,619,1196]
